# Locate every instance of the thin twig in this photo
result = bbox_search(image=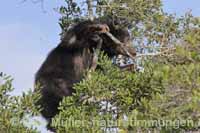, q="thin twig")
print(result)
[19,0,46,13]
[136,48,176,58]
